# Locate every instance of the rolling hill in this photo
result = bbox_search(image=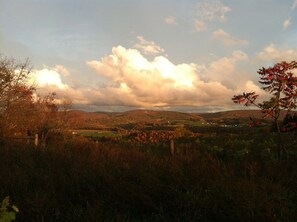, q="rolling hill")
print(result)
[67,109,295,129]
